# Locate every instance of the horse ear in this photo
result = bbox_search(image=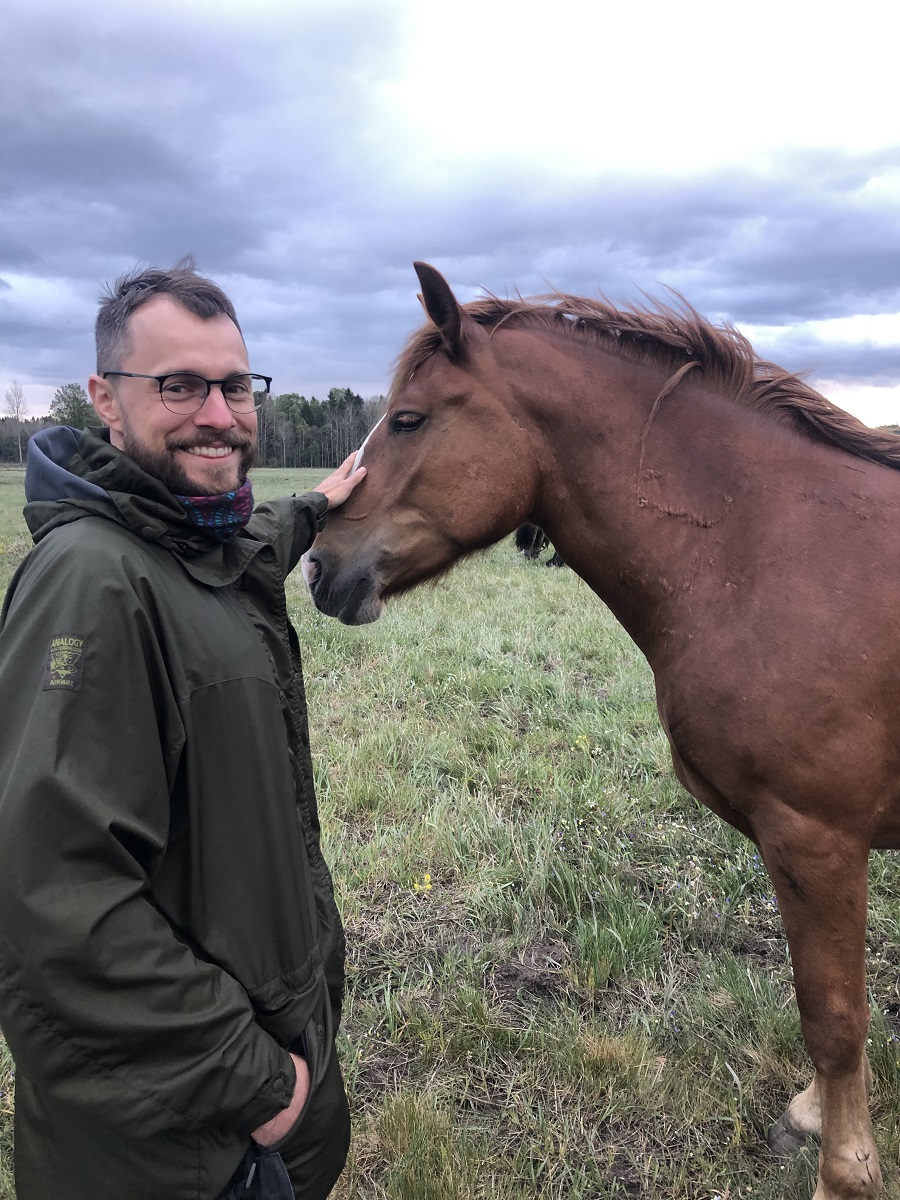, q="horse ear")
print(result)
[414,262,464,359]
